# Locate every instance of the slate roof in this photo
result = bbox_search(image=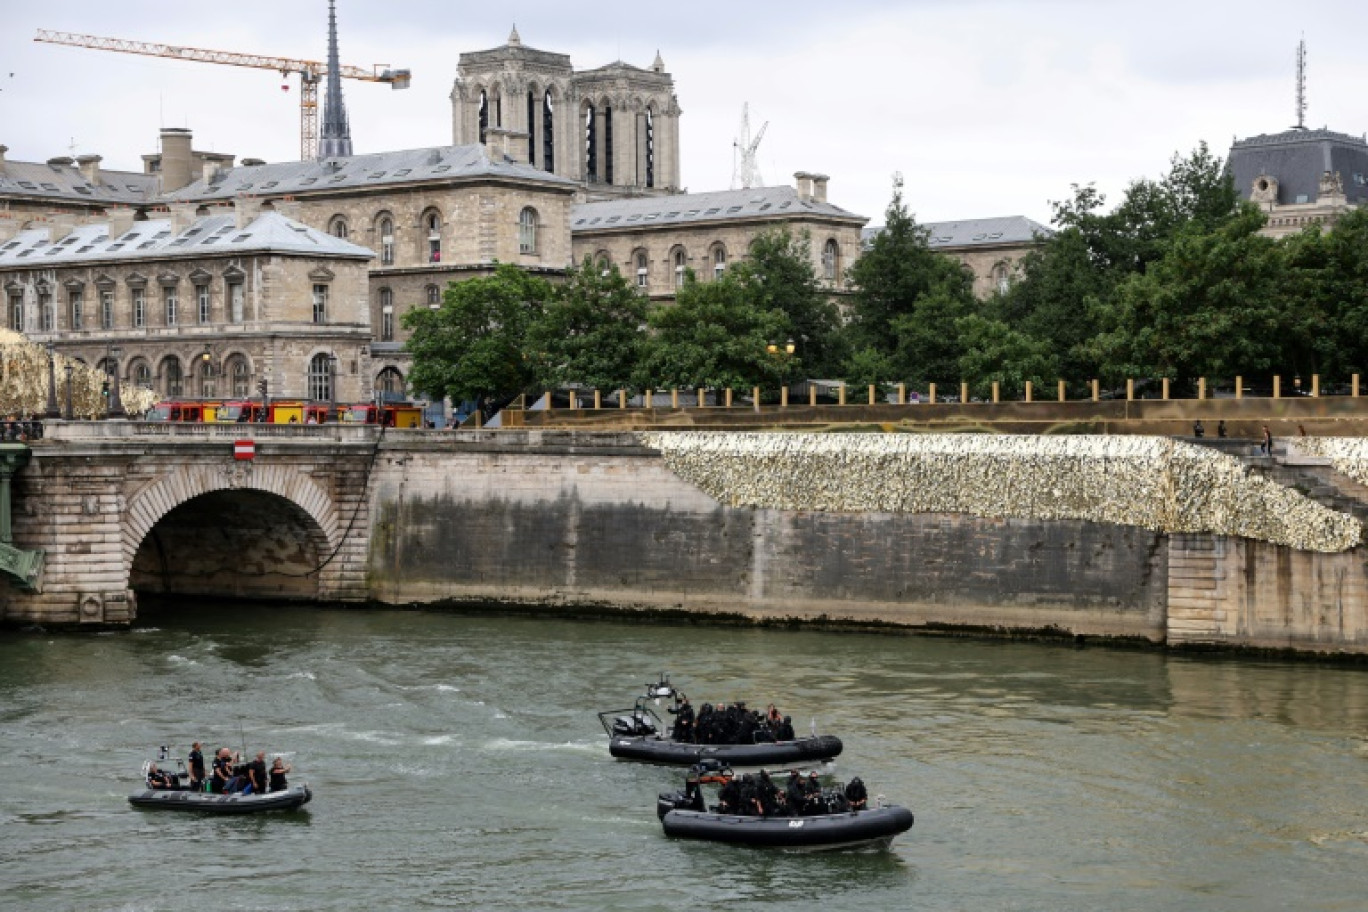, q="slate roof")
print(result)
[0,160,159,206]
[0,211,374,268]
[861,215,1053,247]
[1228,128,1368,206]
[165,144,578,202]
[572,185,865,232]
